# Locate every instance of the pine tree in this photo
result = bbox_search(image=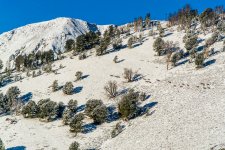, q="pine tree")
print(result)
[0,59,3,72]
[69,113,84,134]
[69,141,80,150]
[63,82,74,95]
[52,80,59,92]
[65,39,75,52]
[92,104,108,124]
[153,37,165,56]
[0,138,5,150]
